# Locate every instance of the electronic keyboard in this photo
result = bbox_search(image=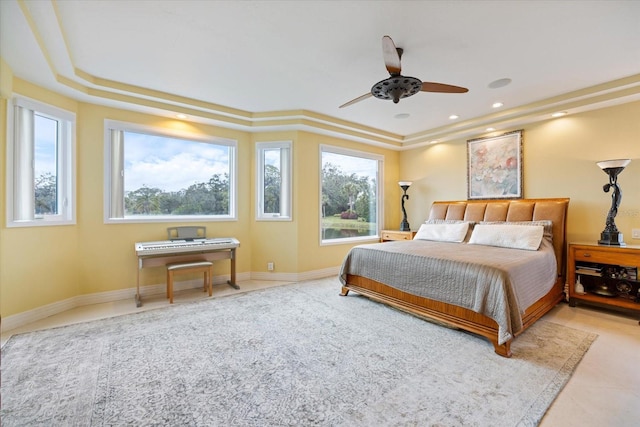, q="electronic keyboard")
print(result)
[135,238,240,256]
